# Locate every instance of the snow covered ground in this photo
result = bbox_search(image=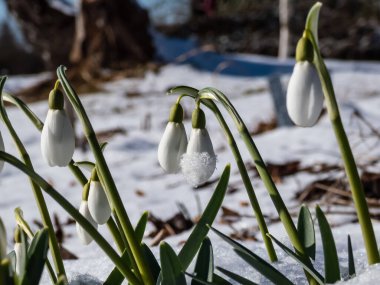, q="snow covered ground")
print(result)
[1,61,380,284]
